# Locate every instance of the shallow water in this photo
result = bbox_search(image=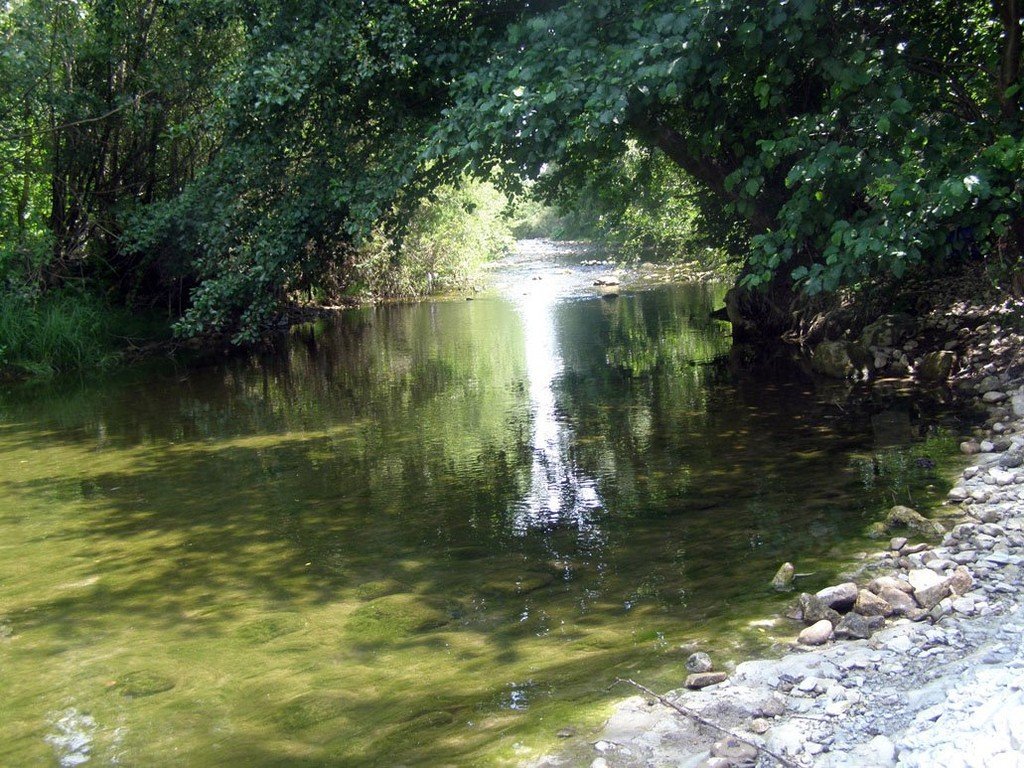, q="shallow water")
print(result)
[0,244,959,766]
